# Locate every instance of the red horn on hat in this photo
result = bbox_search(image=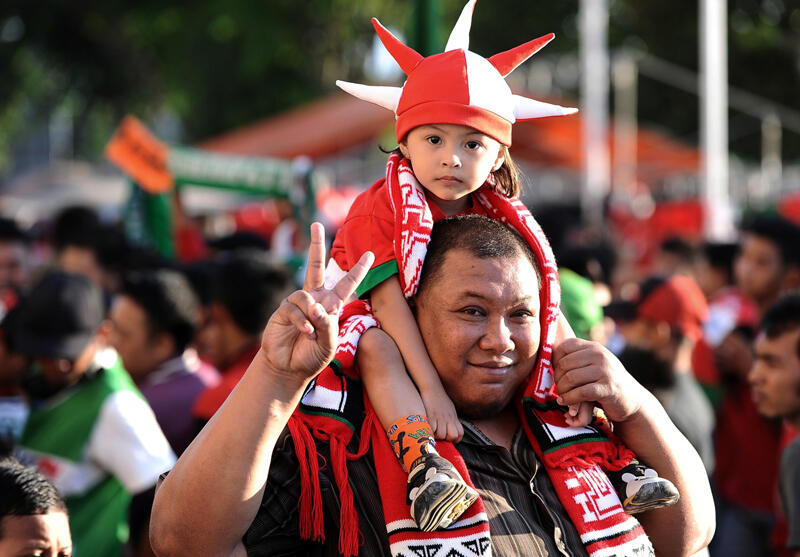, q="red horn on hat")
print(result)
[371,18,423,75]
[488,33,555,77]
